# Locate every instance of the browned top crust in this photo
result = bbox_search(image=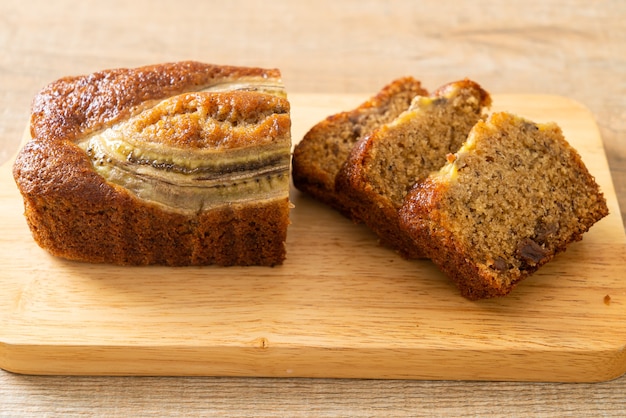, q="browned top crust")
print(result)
[110,91,290,150]
[16,61,289,205]
[30,61,283,144]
